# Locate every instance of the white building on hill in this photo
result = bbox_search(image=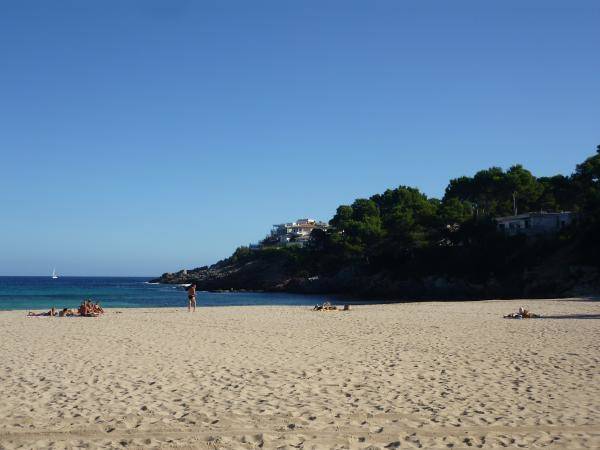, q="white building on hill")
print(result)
[267,218,329,247]
[495,211,574,236]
